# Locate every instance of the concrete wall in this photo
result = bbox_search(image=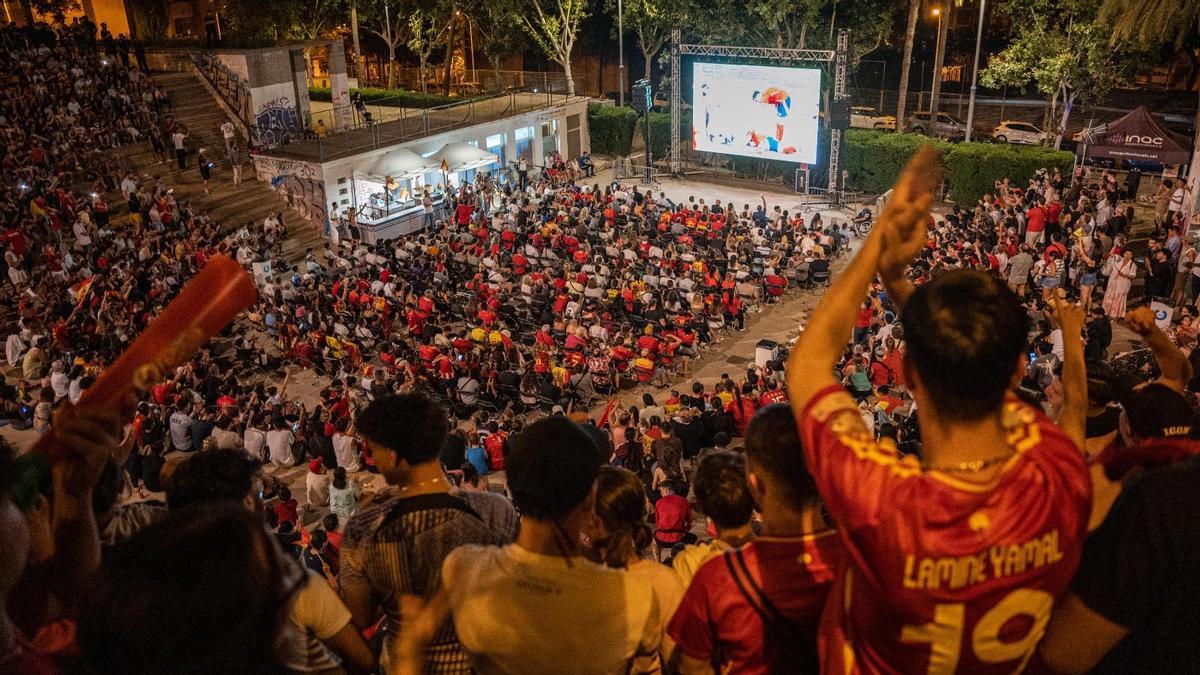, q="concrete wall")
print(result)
[251,156,328,228]
[244,49,310,147]
[326,44,352,131]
